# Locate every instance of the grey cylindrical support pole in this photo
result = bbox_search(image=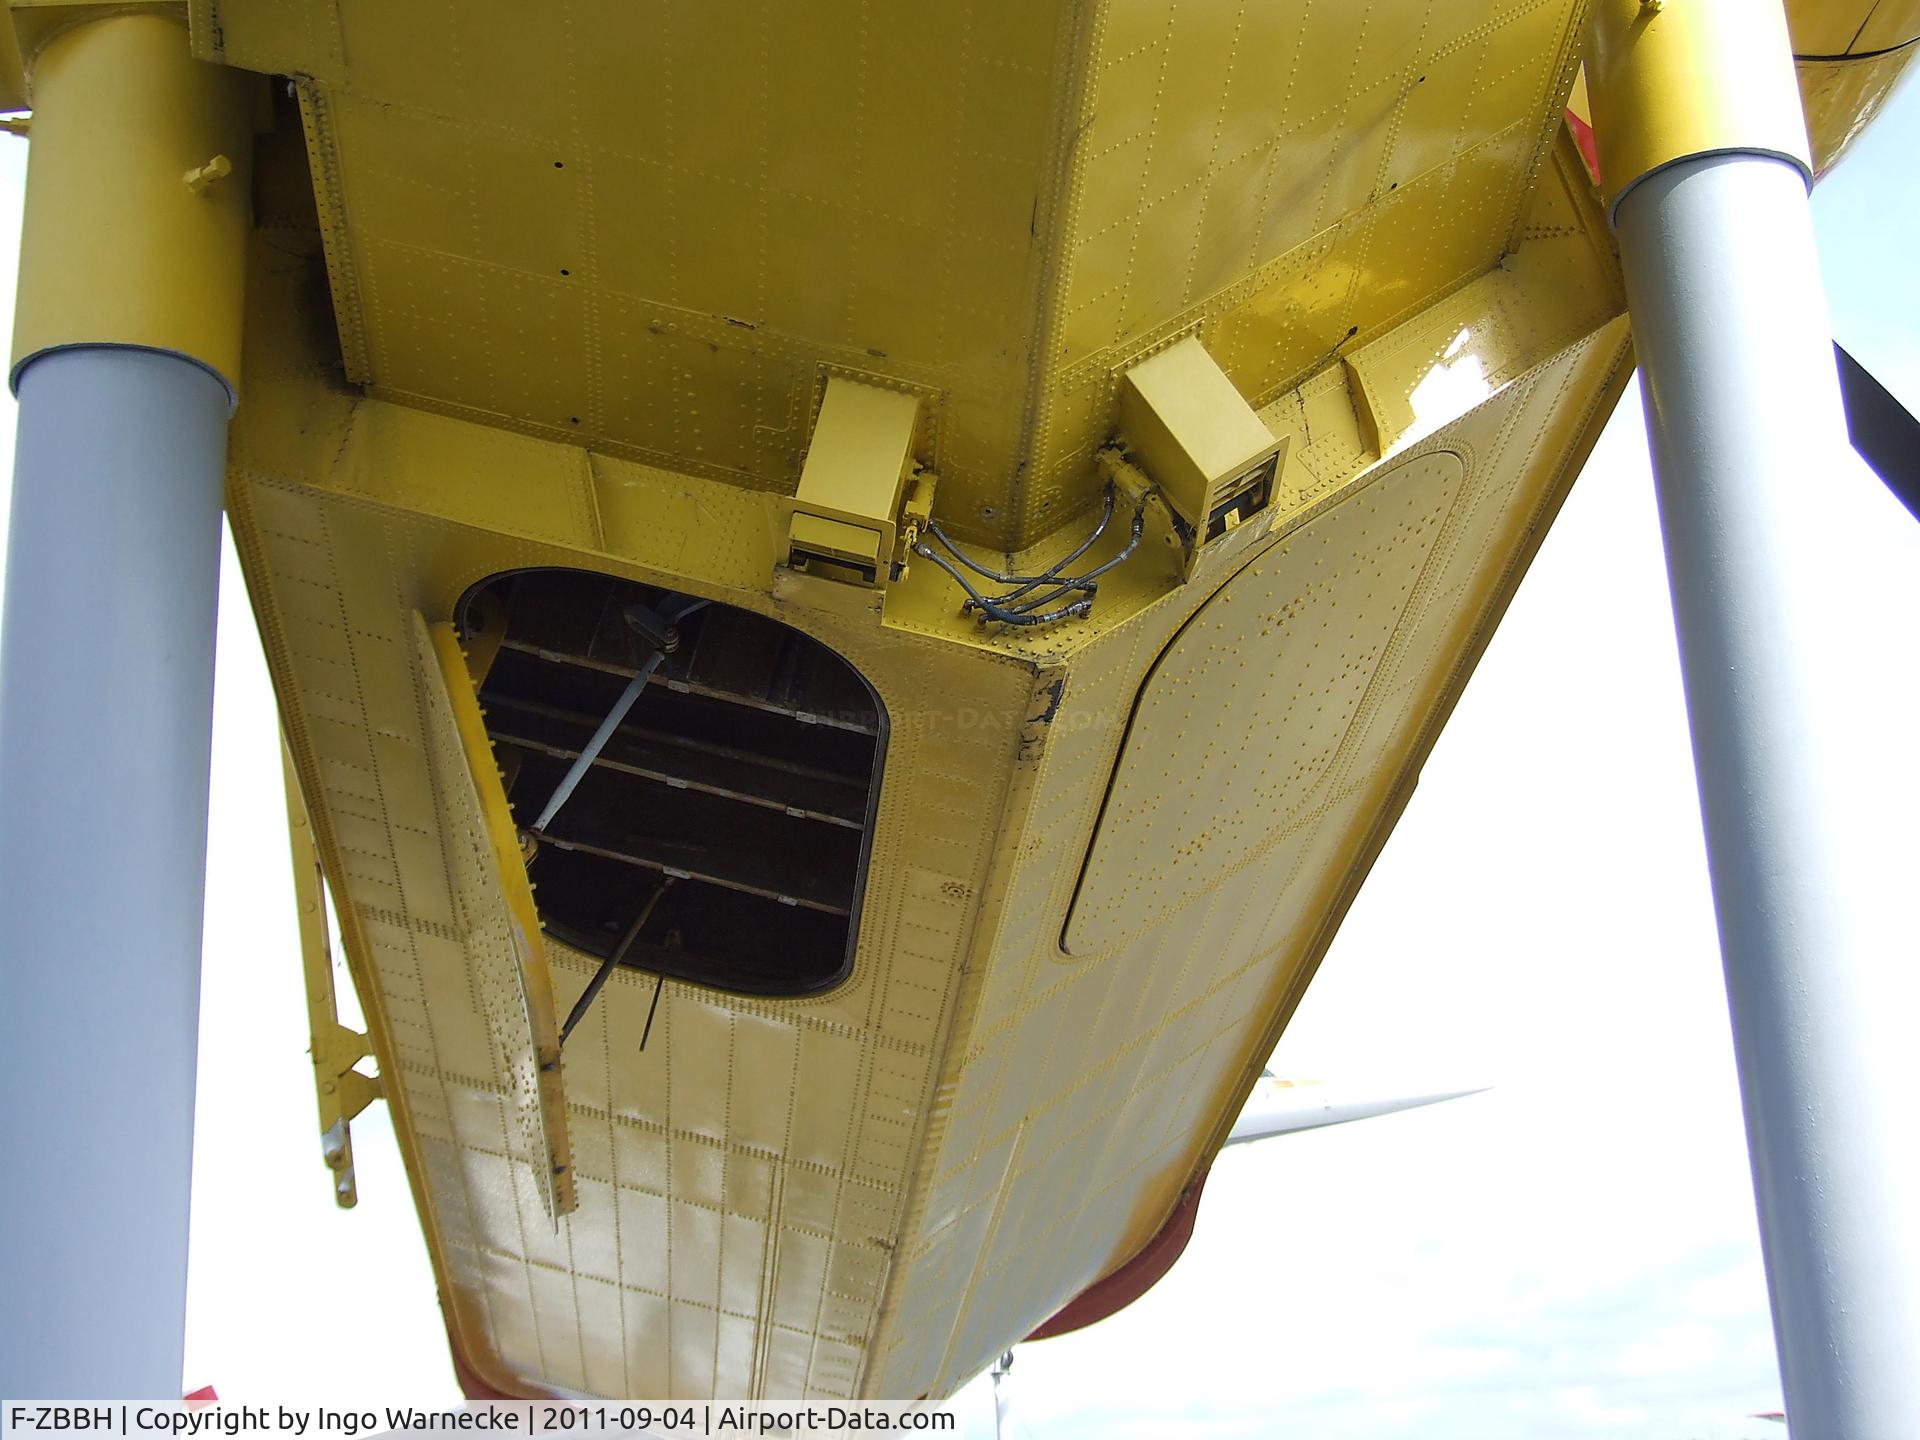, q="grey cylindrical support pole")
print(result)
[1618,154,1920,1435]
[0,346,233,1399]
